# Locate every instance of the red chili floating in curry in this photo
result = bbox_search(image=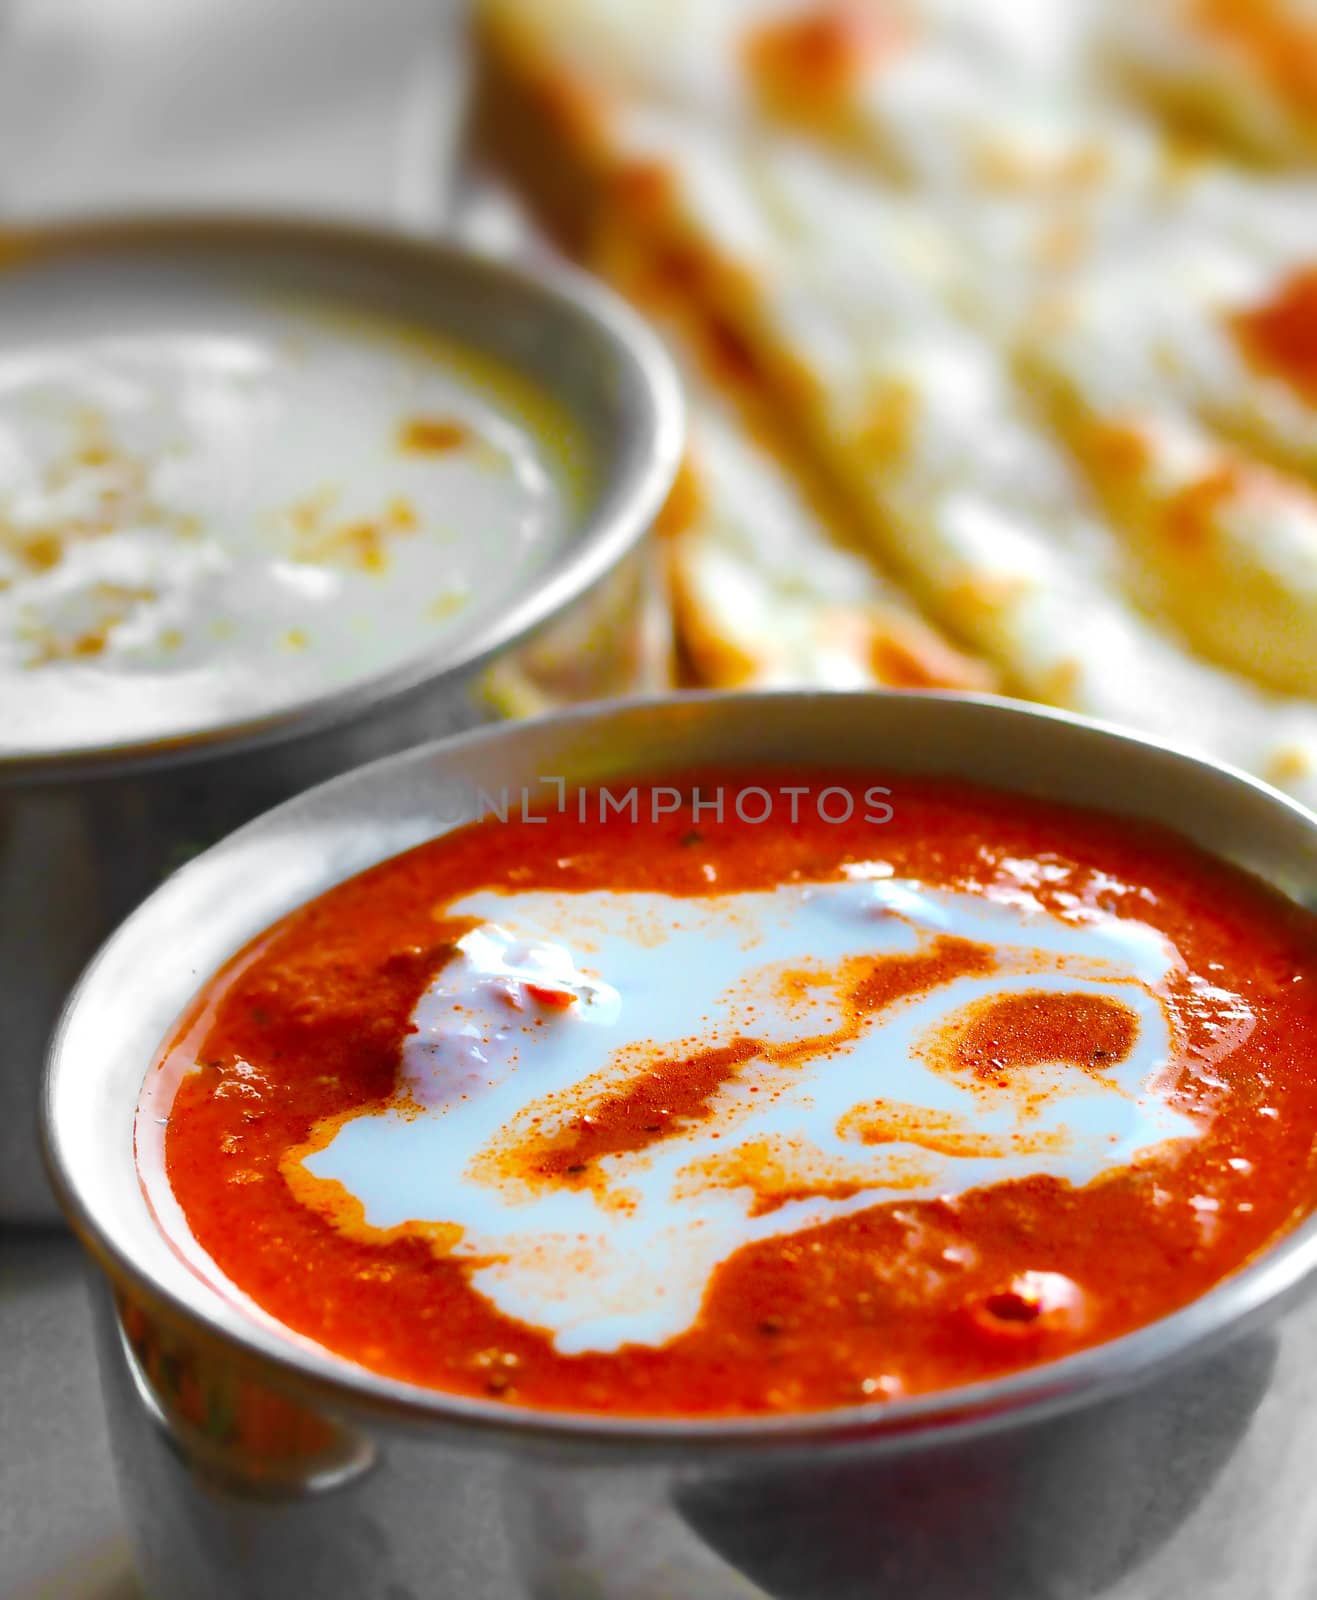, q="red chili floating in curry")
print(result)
[148,771,1317,1418]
